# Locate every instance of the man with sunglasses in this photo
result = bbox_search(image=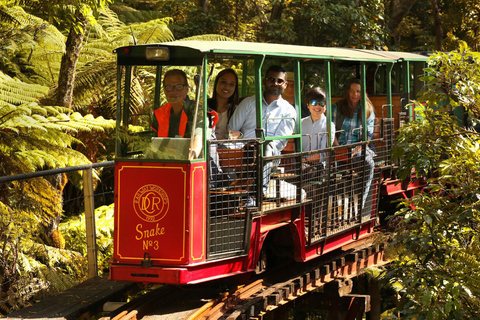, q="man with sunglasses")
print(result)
[228,65,296,203]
